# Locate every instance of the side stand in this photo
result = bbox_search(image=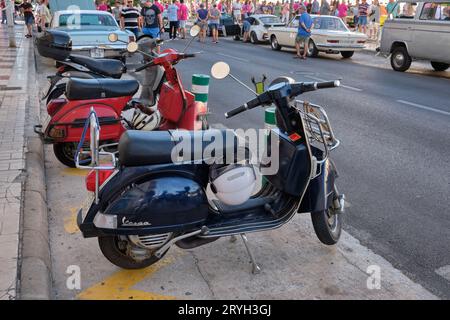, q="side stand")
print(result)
[240,234,261,274]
